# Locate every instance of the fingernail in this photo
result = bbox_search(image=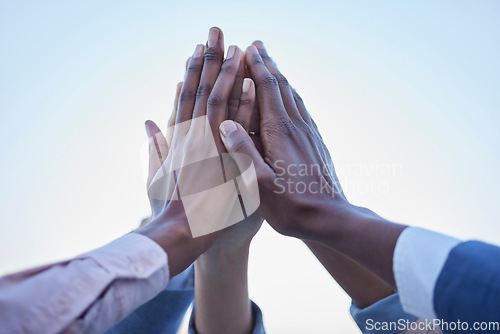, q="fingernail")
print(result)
[219,120,238,138]
[208,28,219,48]
[249,45,260,57]
[193,44,203,58]
[254,40,265,49]
[145,120,160,138]
[242,78,251,93]
[227,45,235,59]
